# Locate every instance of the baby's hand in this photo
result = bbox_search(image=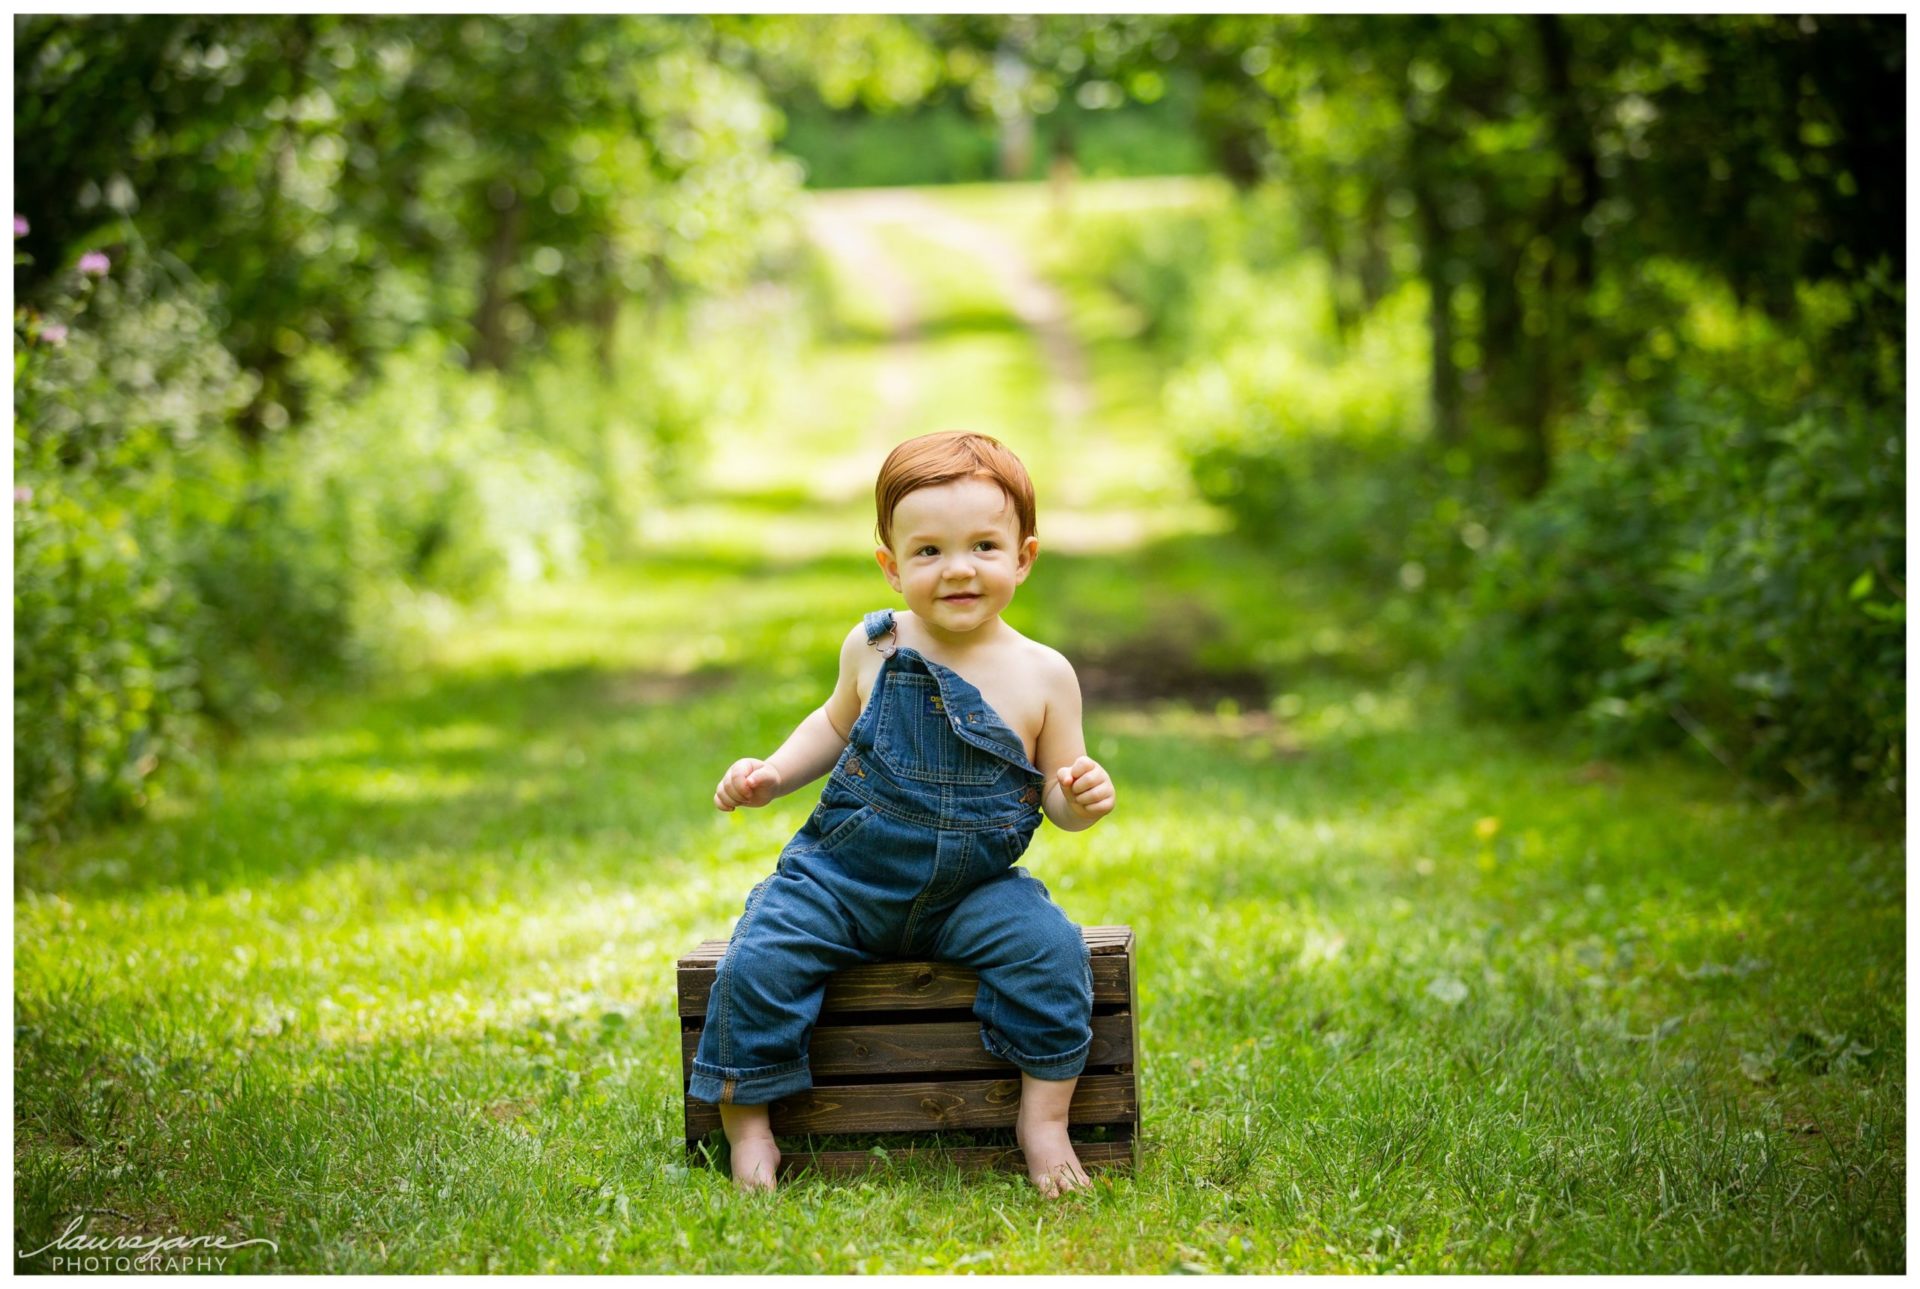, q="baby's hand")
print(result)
[1056,755,1116,822]
[715,758,782,811]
